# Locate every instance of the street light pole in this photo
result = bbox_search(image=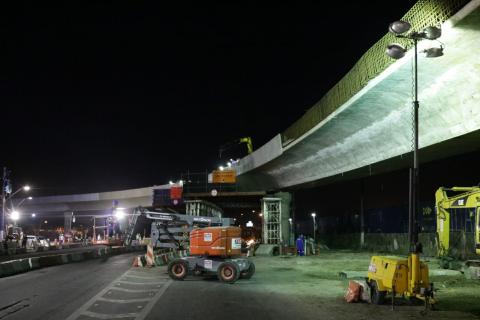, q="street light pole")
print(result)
[311,213,316,243]
[1,167,6,241]
[288,218,293,246]
[410,37,420,251]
